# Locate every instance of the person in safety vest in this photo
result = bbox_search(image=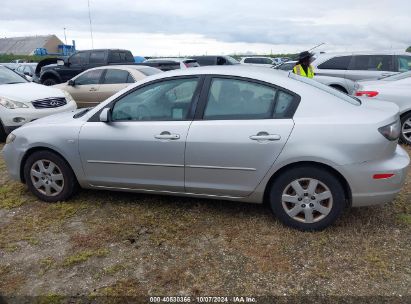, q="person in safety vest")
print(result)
[293,51,315,78]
